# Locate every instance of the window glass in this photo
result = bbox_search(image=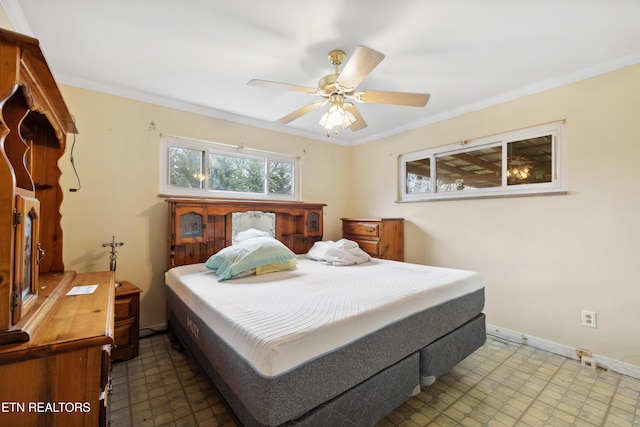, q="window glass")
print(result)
[169,146,205,189]
[209,153,265,193]
[436,146,502,192]
[507,136,553,186]
[179,211,203,239]
[23,211,34,301]
[405,158,431,194]
[269,160,294,195]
